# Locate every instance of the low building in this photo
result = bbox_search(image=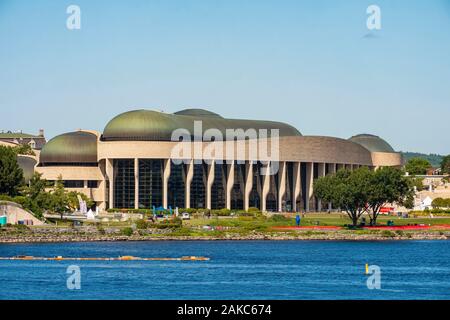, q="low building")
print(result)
[35,109,403,212]
[0,129,46,150]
